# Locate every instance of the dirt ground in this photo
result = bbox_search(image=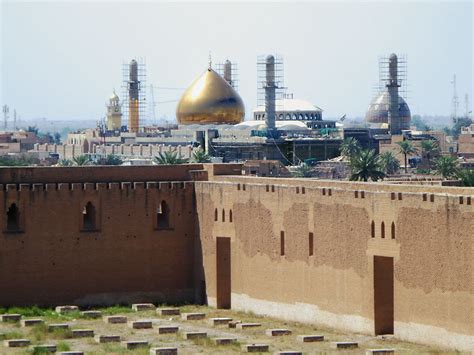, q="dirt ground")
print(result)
[0,304,461,354]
